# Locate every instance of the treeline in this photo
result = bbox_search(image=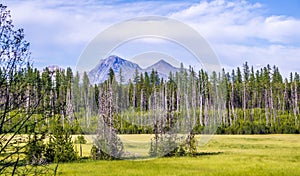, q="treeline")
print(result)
[1,62,300,135]
[90,63,300,135]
